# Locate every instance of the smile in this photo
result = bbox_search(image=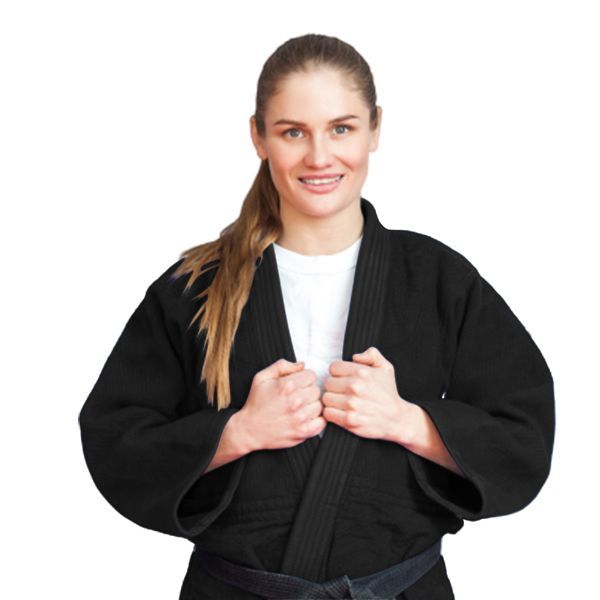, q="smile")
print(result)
[298,174,344,194]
